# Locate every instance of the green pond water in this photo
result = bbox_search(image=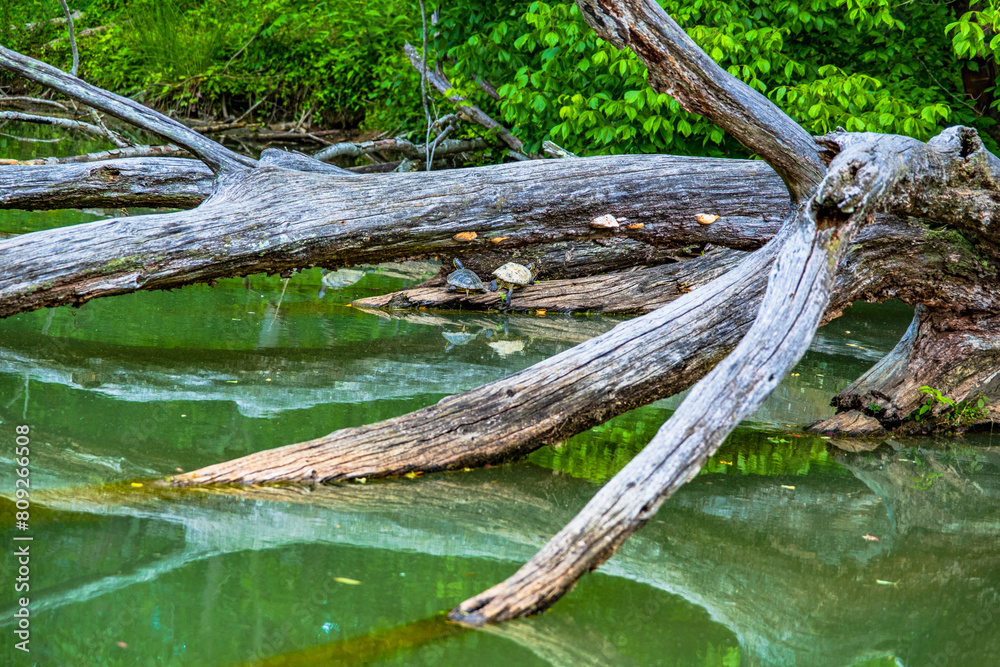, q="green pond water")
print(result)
[1,130,999,666]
